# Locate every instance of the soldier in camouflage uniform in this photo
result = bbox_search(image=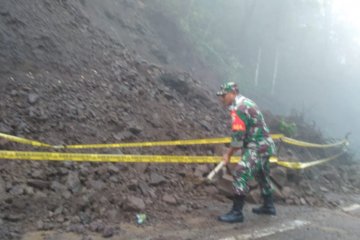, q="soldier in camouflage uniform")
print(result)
[216,82,276,223]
